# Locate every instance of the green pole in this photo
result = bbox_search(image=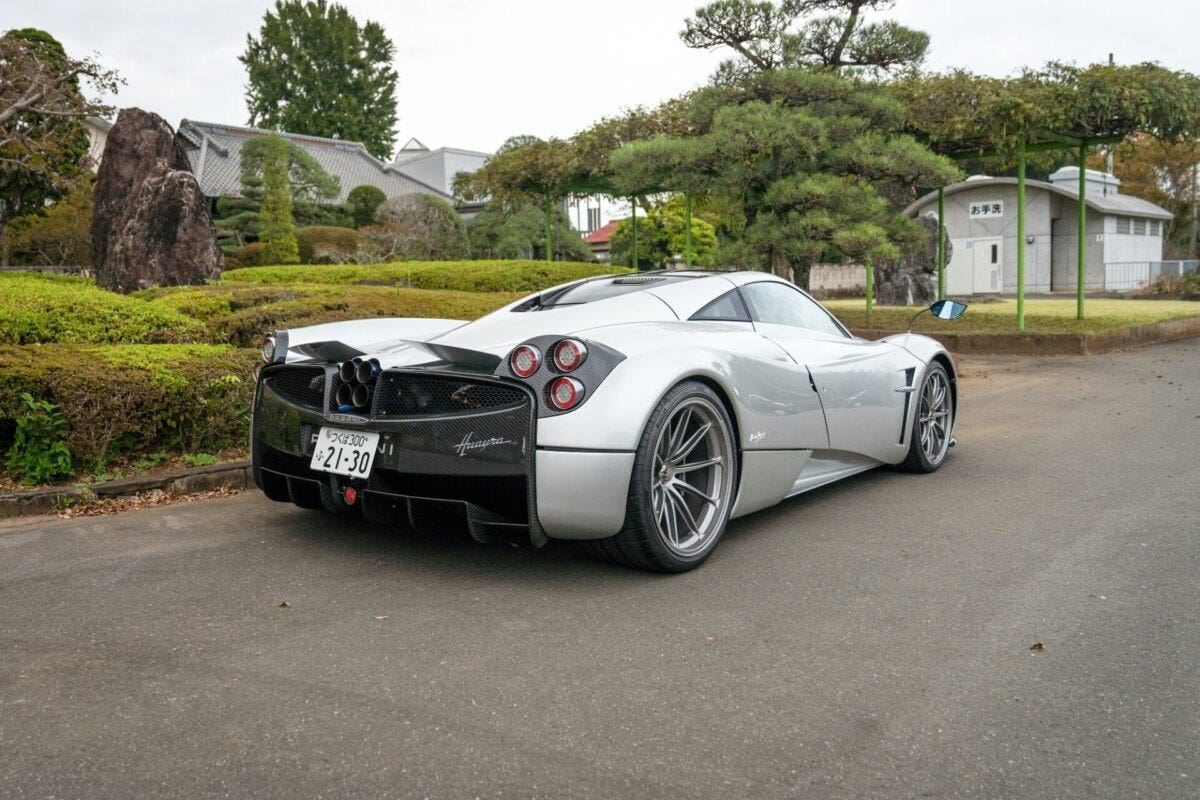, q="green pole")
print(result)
[937,186,946,300]
[865,255,873,323]
[1016,136,1026,332]
[544,193,552,263]
[685,194,693,267]
[630,196,638,269]
[1077,143,1087,320]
